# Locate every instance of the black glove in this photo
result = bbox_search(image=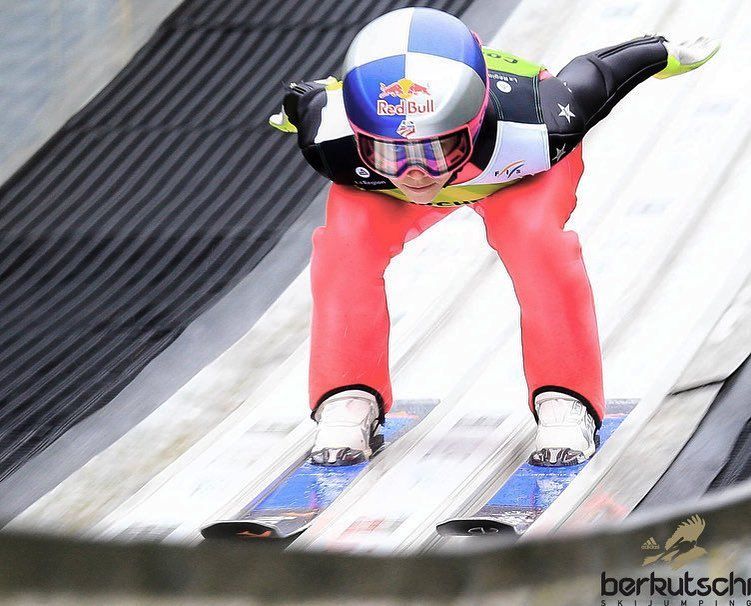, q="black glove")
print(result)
[282,80,327,128]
